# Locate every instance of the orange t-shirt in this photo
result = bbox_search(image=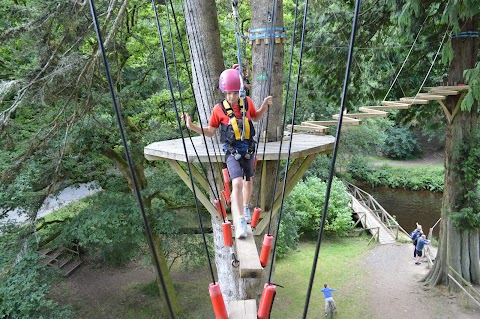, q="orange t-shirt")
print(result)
[208,96,257,128]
